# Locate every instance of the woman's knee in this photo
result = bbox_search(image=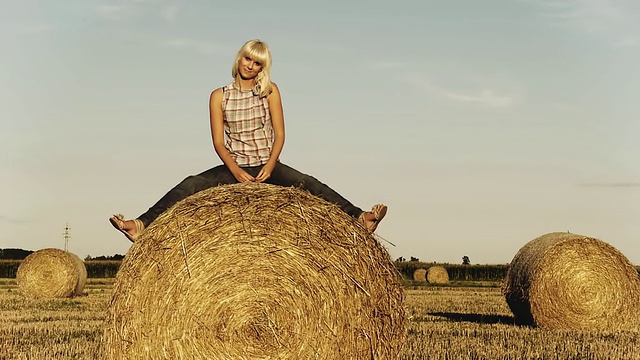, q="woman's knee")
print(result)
[178,175,210,193]
[295,174,325,193]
